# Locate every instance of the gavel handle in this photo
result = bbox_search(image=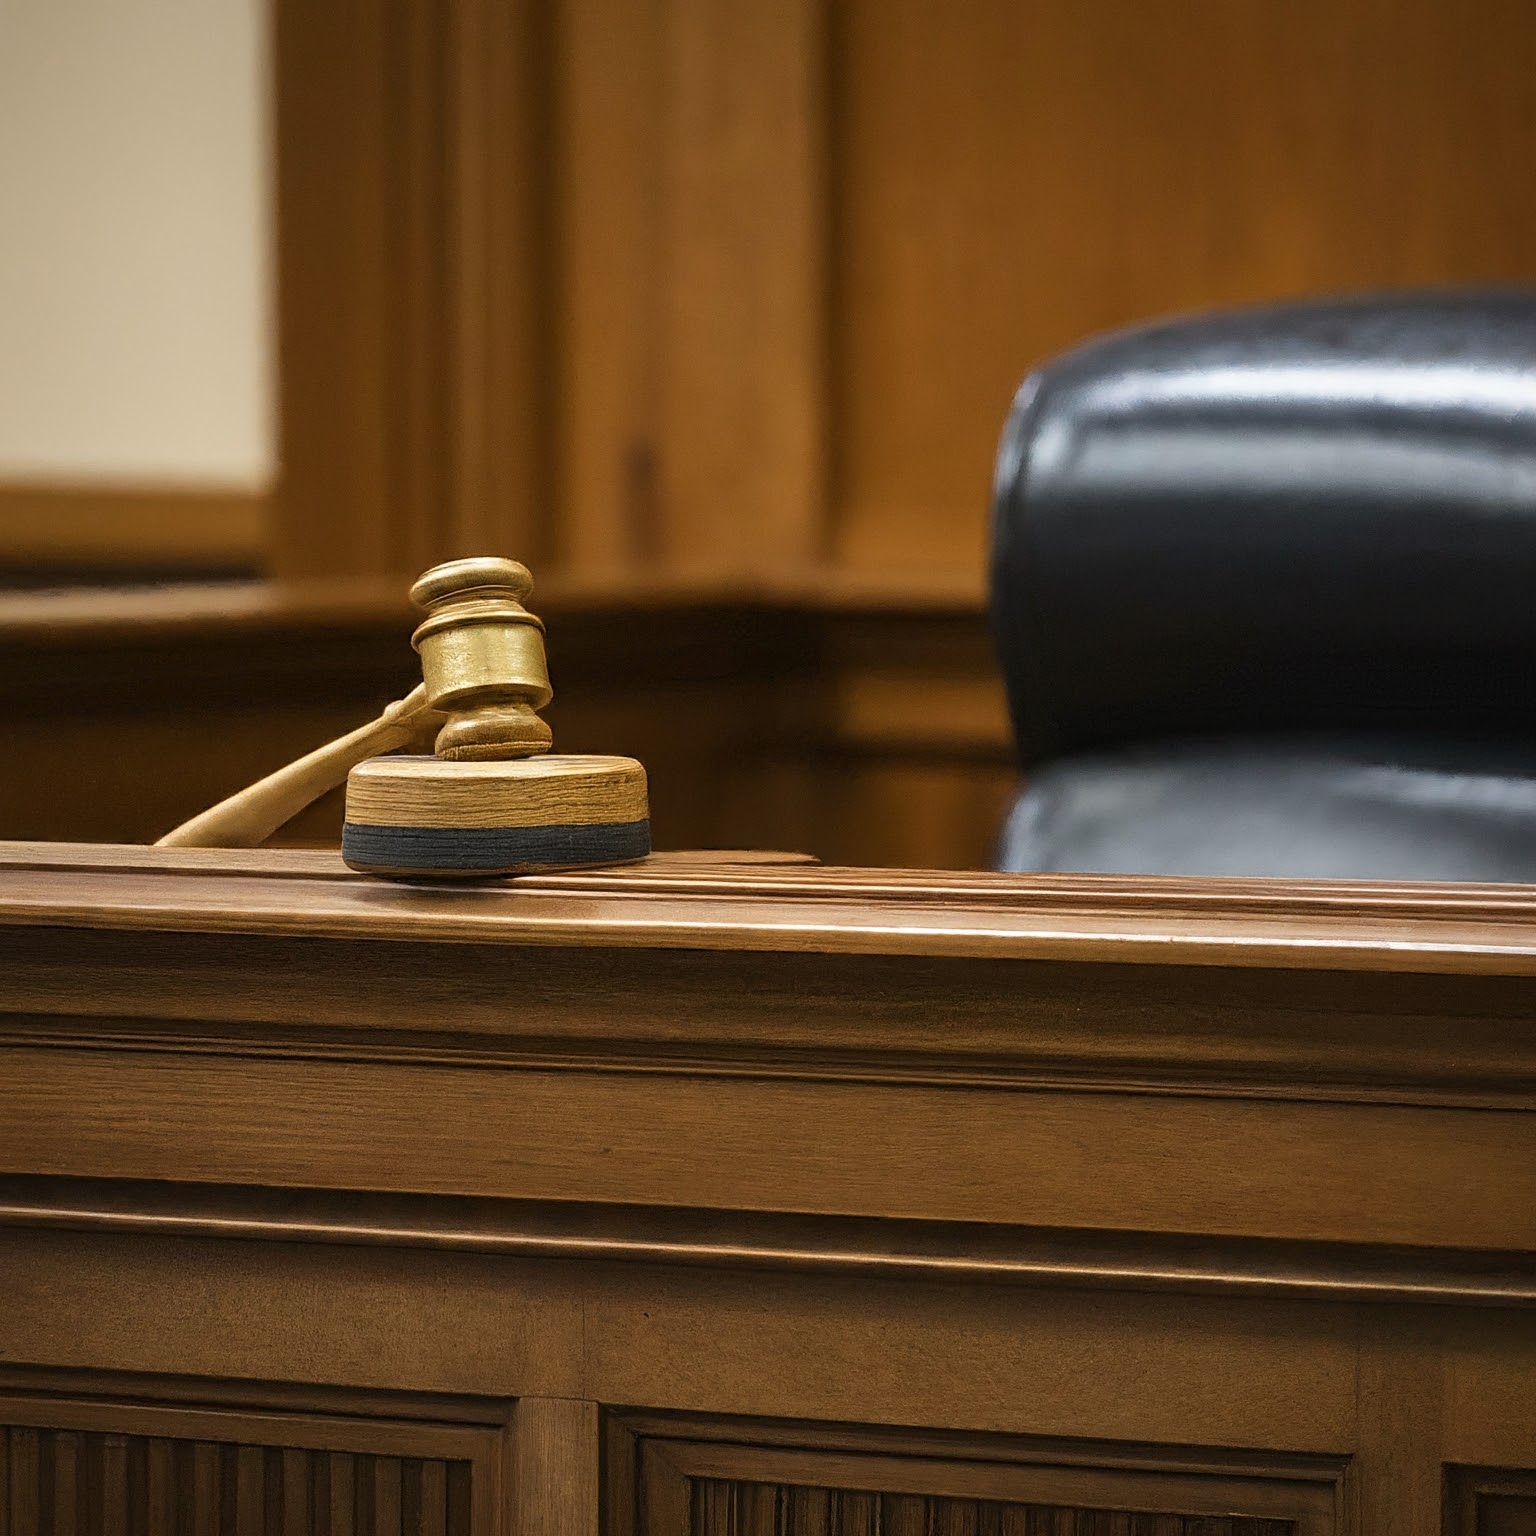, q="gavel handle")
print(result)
[156,686,440,849]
